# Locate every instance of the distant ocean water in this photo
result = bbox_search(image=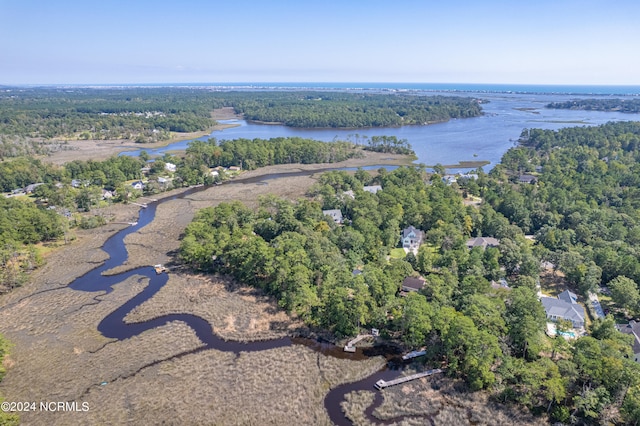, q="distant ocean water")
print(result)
[125,82,640,96]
